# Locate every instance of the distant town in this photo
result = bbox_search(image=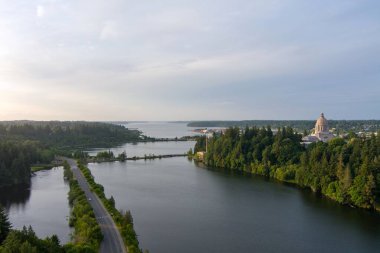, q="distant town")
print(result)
[191,113,379,142]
